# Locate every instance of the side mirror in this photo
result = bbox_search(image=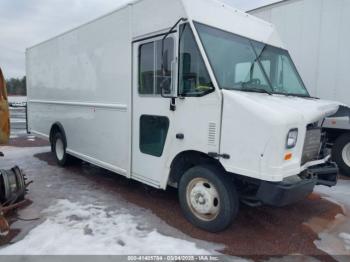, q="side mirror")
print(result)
[160,18,187,108]
[161,31,178,98]
[160,78,171,95]
[161,59,177,98]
